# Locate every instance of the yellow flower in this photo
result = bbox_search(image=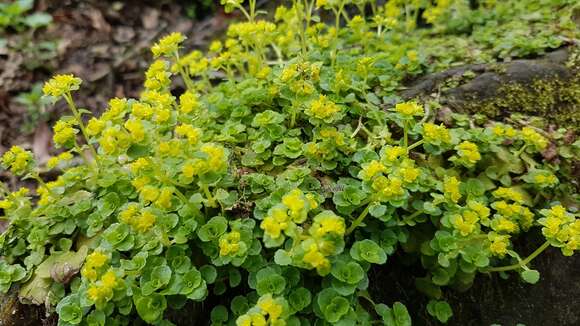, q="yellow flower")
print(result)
[306,95,341,122]
[101,270,117,288]
[87,284,107,303]
[303,243,330,272]
[382,146,406,163]
[395,101,423,117]
[489,234,510,257]
[492,187,524,204]
[443,176,461,203]
[144,60,171,90]
[53,120,77,147]
[1,146,33,175]
[119,203,139,224]
[423,123,451,144]
[372,176,404,200]
[182,159,207,178]
[533,173,558,187]
[237,313,267,326]
[398,160,420,183]
[152,32,186,58]
[282,189,308,222]
[140,185,159,203]
[179,91,201,114]
[155,187,173,209]
[209,40,222,53]
[257,294,284,321]
[491,124,517,138]
[360,160,387,181]
[42,74,82,98]
[86,118,106,136]
[124,119,146,143]
[47,151,73,169]
[219,231,241,256]
[175,124,202,144]
[521,127,548,150]
[492,216,519,234]
[260,206,290,239]
[131,102,154,120]
[101,98,128,121]
[82,251,108,281]
[455,141,481,166]
[135,211,156,232]
[200,144,227,172]
[132,176,150,191]
[451,210,479,236]
[155,108,171,123]
[311,212,346,238]
[0,200,12,209]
